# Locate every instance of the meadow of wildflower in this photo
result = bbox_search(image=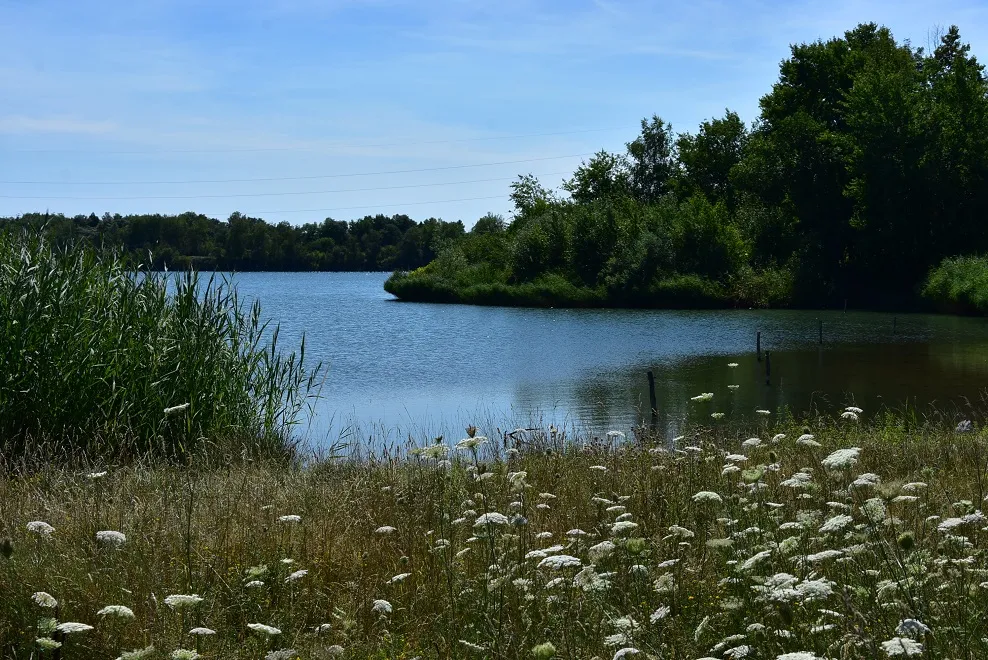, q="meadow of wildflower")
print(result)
[3,412,987,659]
